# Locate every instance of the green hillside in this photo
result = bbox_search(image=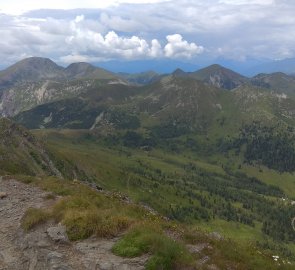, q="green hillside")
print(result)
[251,72,295,97]
[31,127,295,265]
